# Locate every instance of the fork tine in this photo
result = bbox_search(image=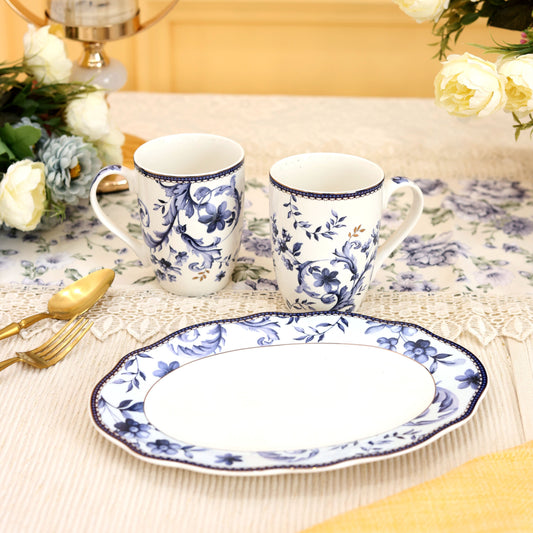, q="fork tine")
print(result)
[39,318,91,362]
[21,317,80,358]
[41,320,92,366]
